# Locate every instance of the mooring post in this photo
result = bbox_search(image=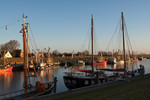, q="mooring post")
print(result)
[54,77,57,93]
[95,72,99,84]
